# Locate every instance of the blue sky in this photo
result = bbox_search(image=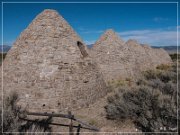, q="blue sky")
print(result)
[1,2,179,46]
